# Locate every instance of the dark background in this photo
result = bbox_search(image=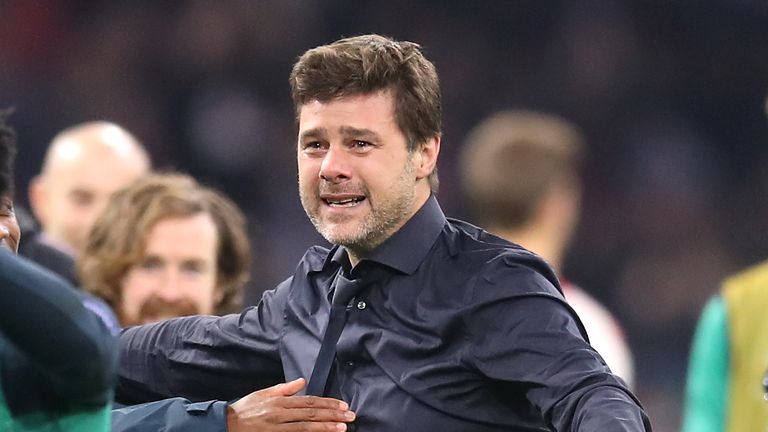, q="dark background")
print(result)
[3,1,768,430]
